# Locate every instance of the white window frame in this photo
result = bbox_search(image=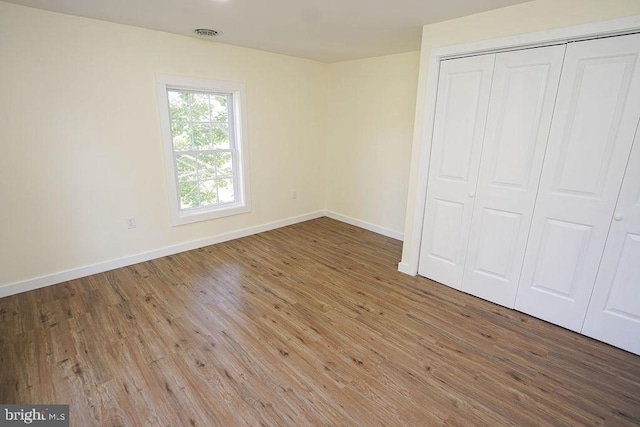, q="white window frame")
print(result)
[156,74,251,226]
